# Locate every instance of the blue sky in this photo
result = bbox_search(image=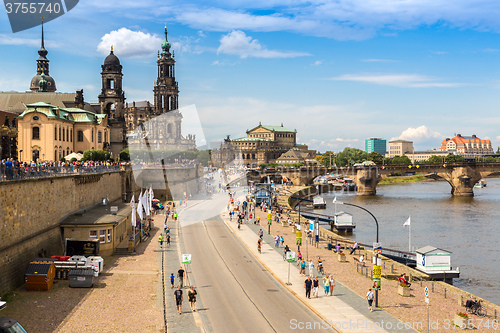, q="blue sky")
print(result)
[2,0,500,152]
